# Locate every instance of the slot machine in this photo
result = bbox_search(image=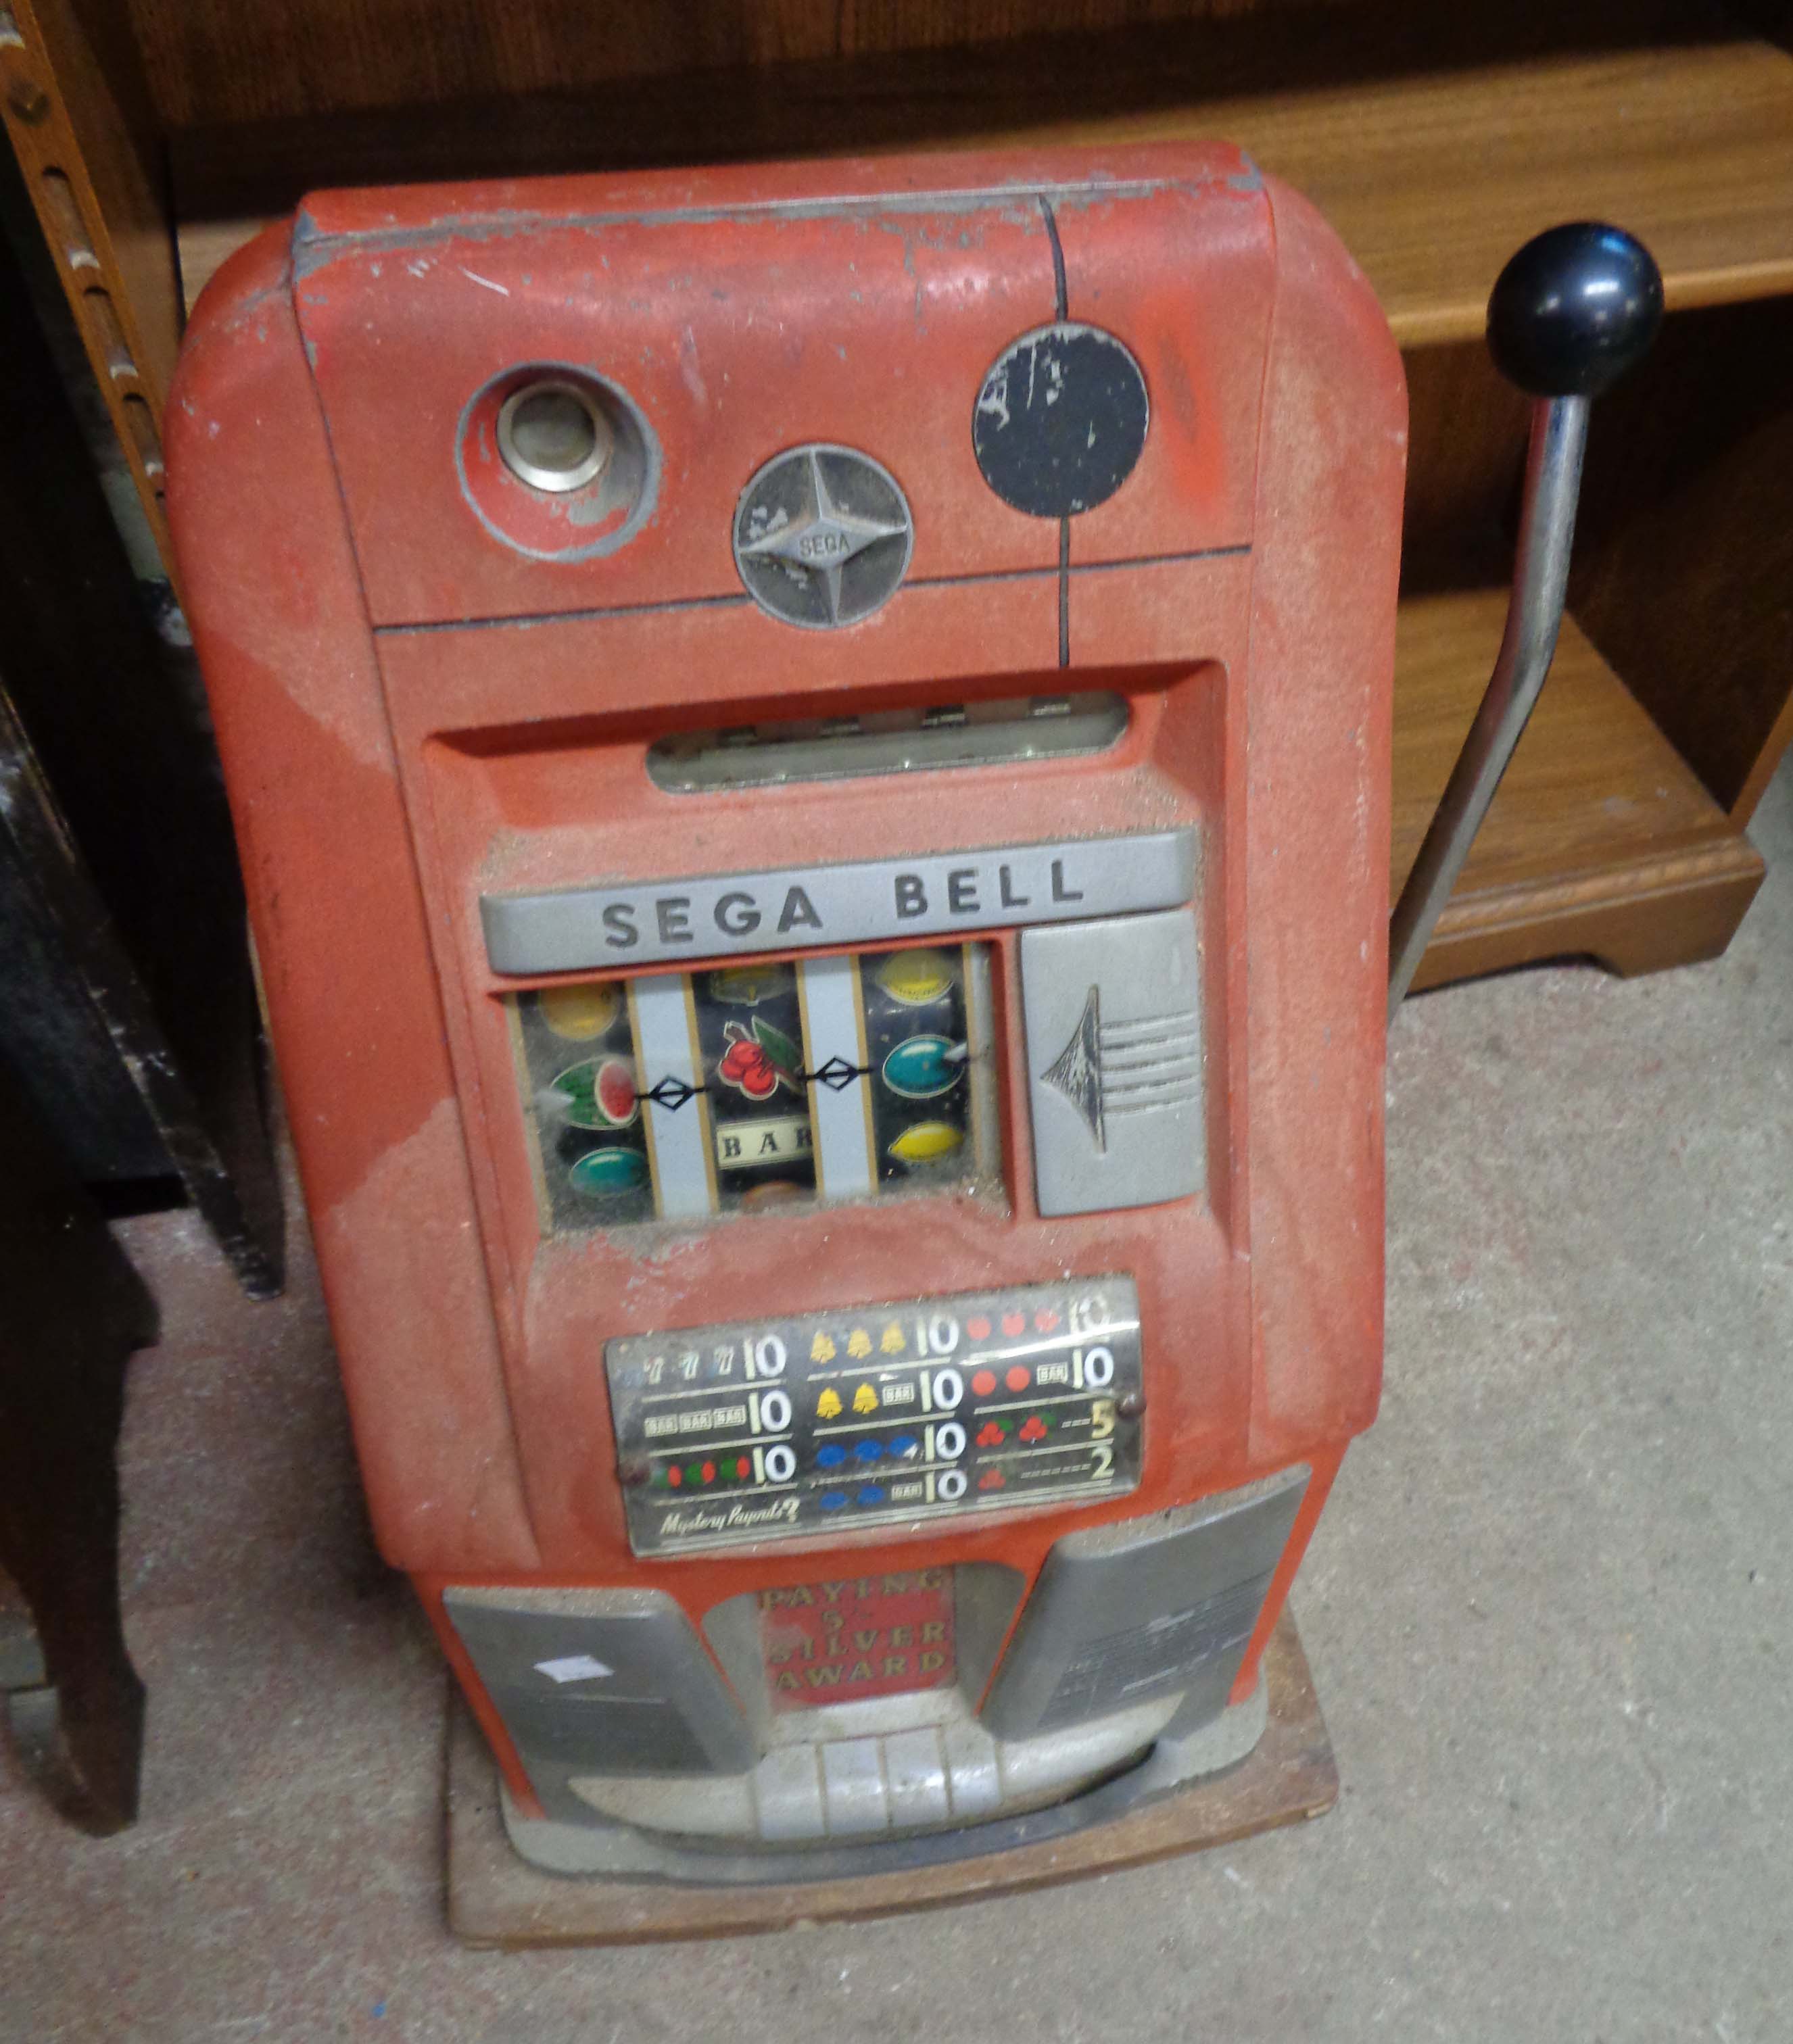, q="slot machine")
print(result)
[165,143,1656,1893]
